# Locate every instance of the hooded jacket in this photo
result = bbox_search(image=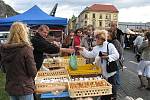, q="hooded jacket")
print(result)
[0,43,37,96]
